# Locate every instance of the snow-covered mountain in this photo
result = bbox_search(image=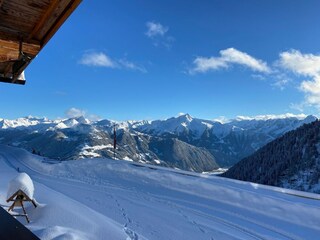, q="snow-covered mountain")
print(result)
[0,114,317,172]
[135,114,317,166]
[136,113,217,137]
